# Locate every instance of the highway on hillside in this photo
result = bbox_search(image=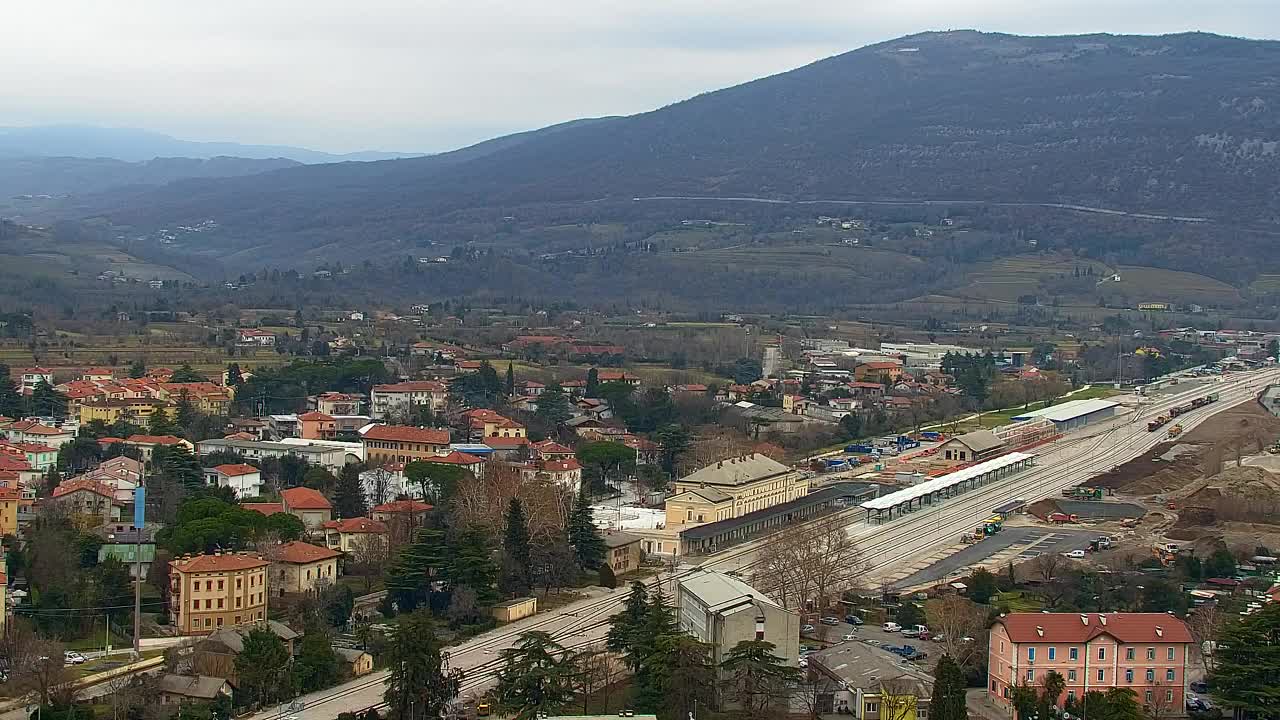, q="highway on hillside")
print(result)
[255,369,1279,720]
